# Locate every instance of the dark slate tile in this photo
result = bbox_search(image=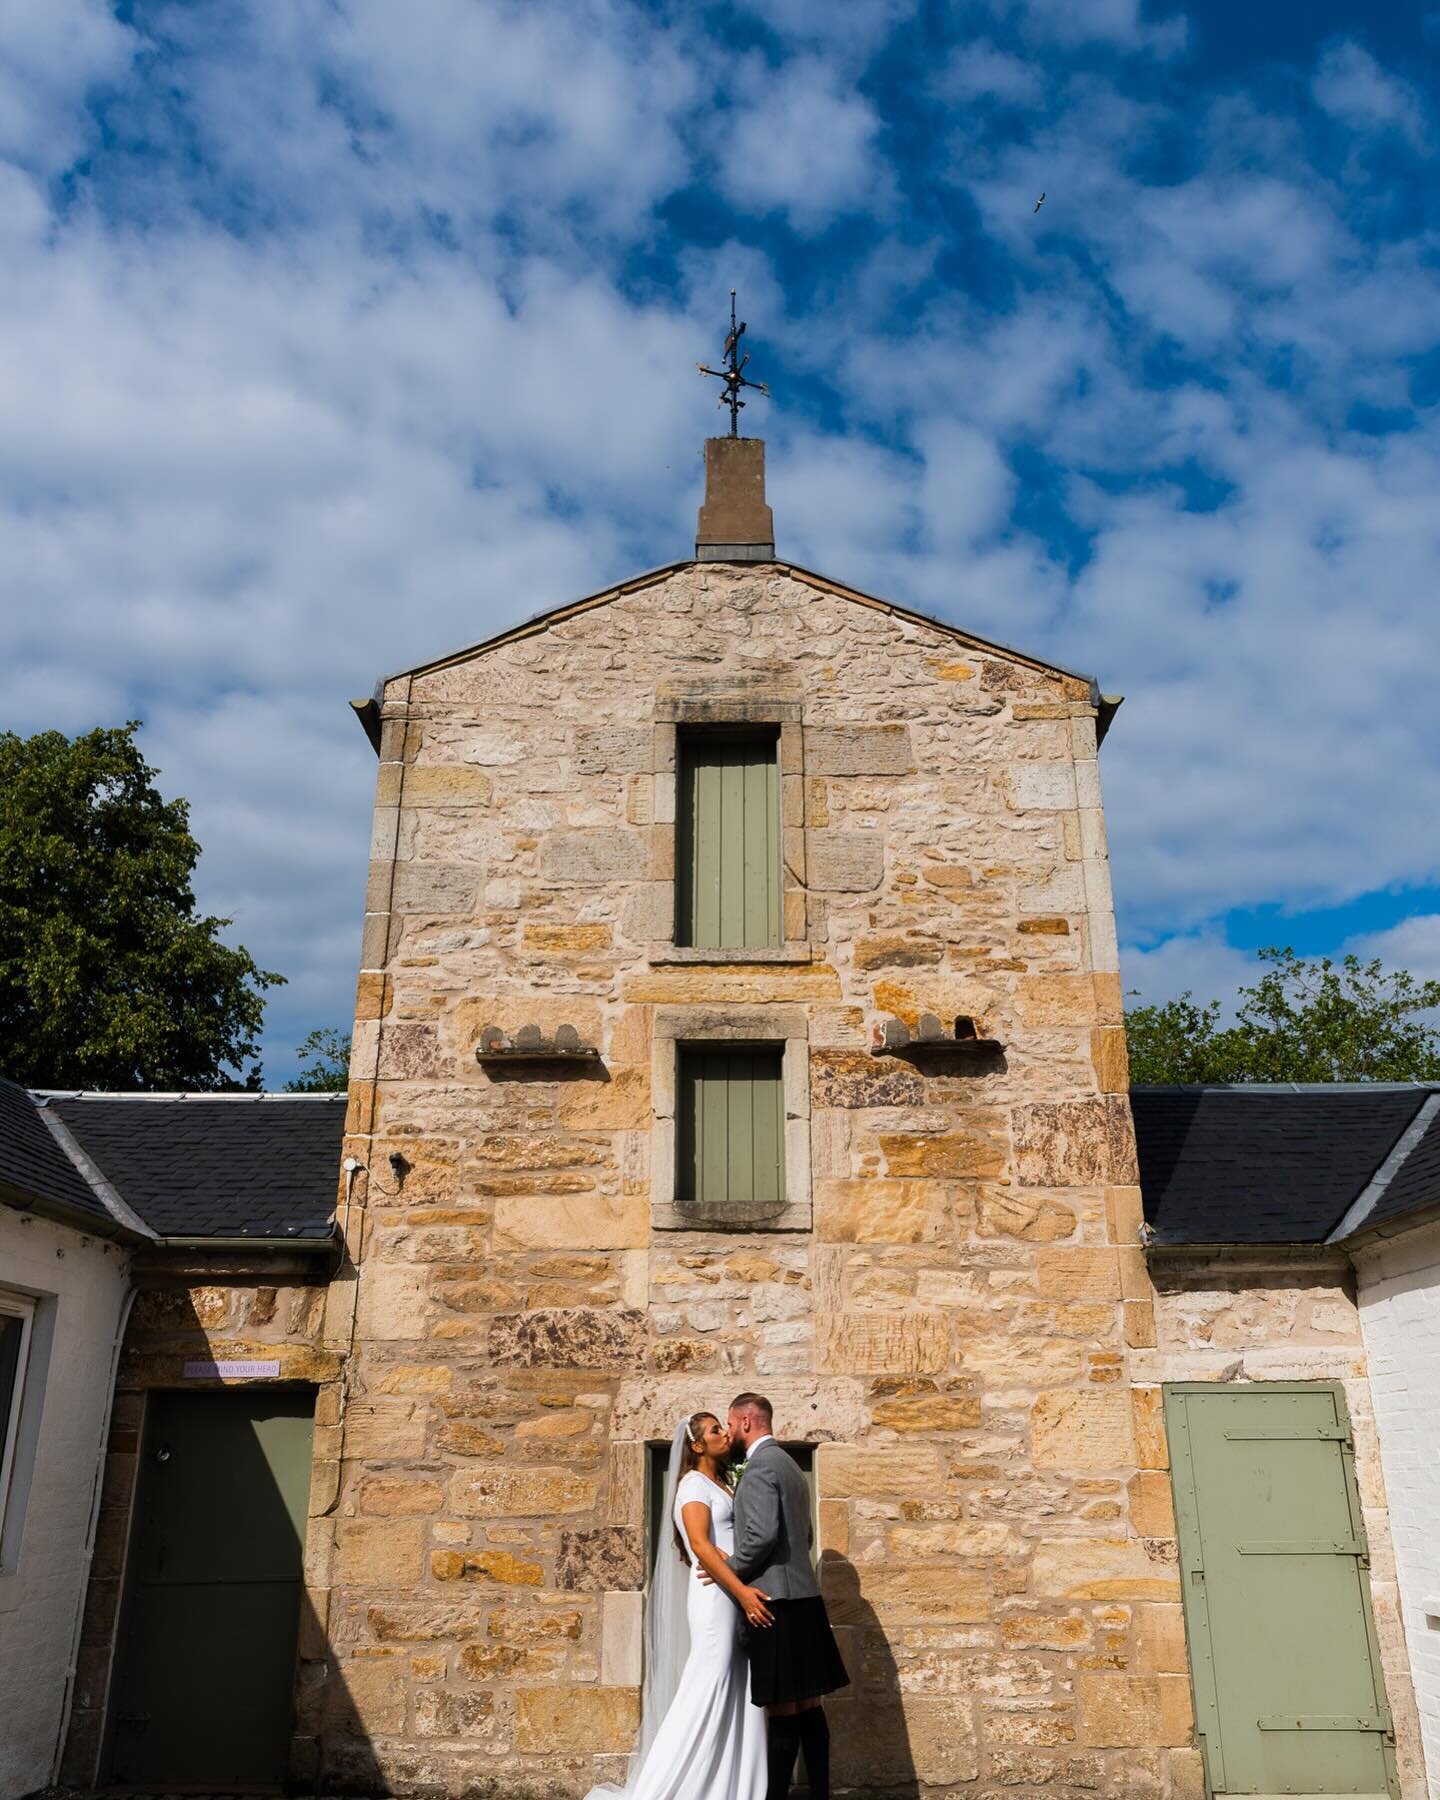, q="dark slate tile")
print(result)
[1132,1086,1429,1244]
[0,1076,112,1223]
